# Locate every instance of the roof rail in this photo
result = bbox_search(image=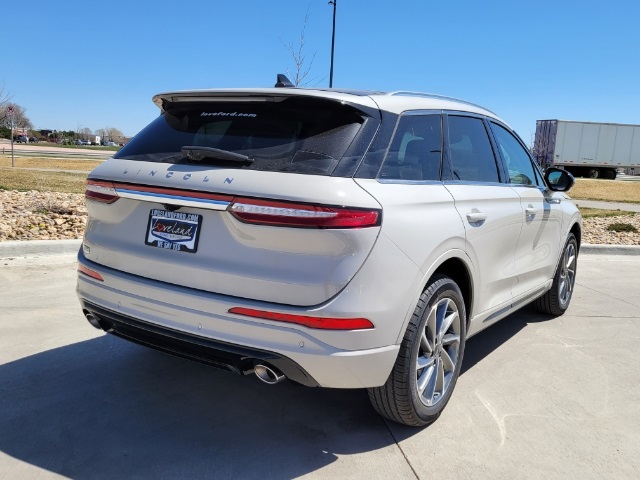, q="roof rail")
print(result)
[386,91,496,114]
